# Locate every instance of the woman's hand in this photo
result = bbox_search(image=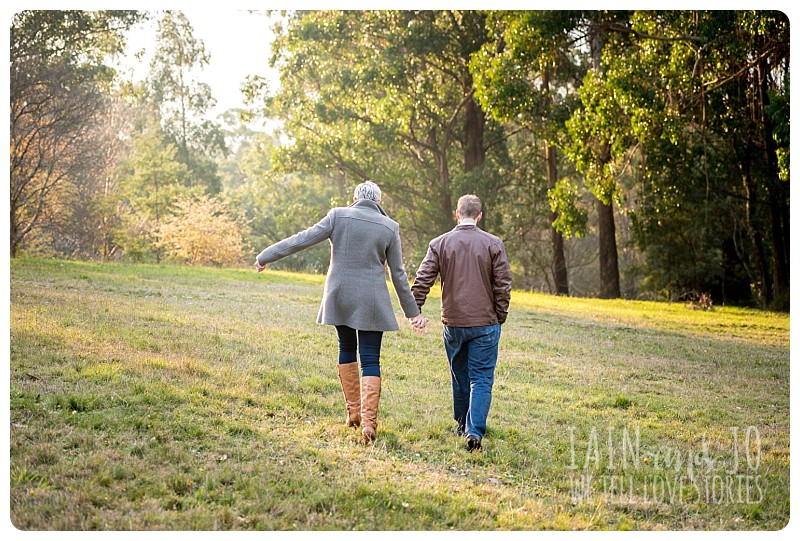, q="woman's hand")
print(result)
[409,314,429,335]
[254,260,267,272]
